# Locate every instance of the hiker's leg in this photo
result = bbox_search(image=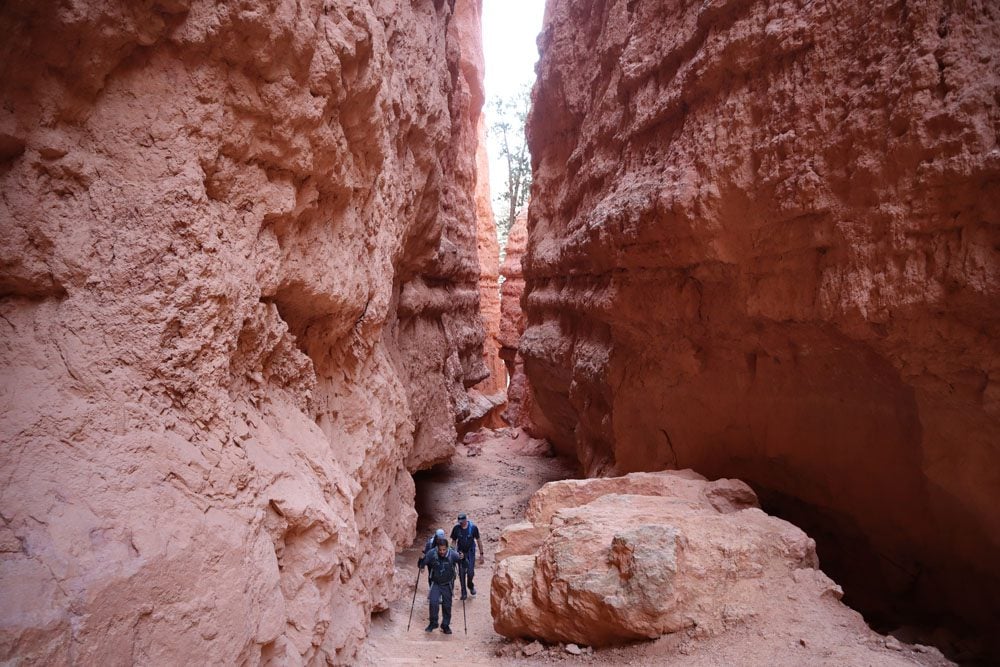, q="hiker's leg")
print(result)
[458,559,468,597]
[428,602,439,628]
[427,584,441,628]
[441,585,453,628]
